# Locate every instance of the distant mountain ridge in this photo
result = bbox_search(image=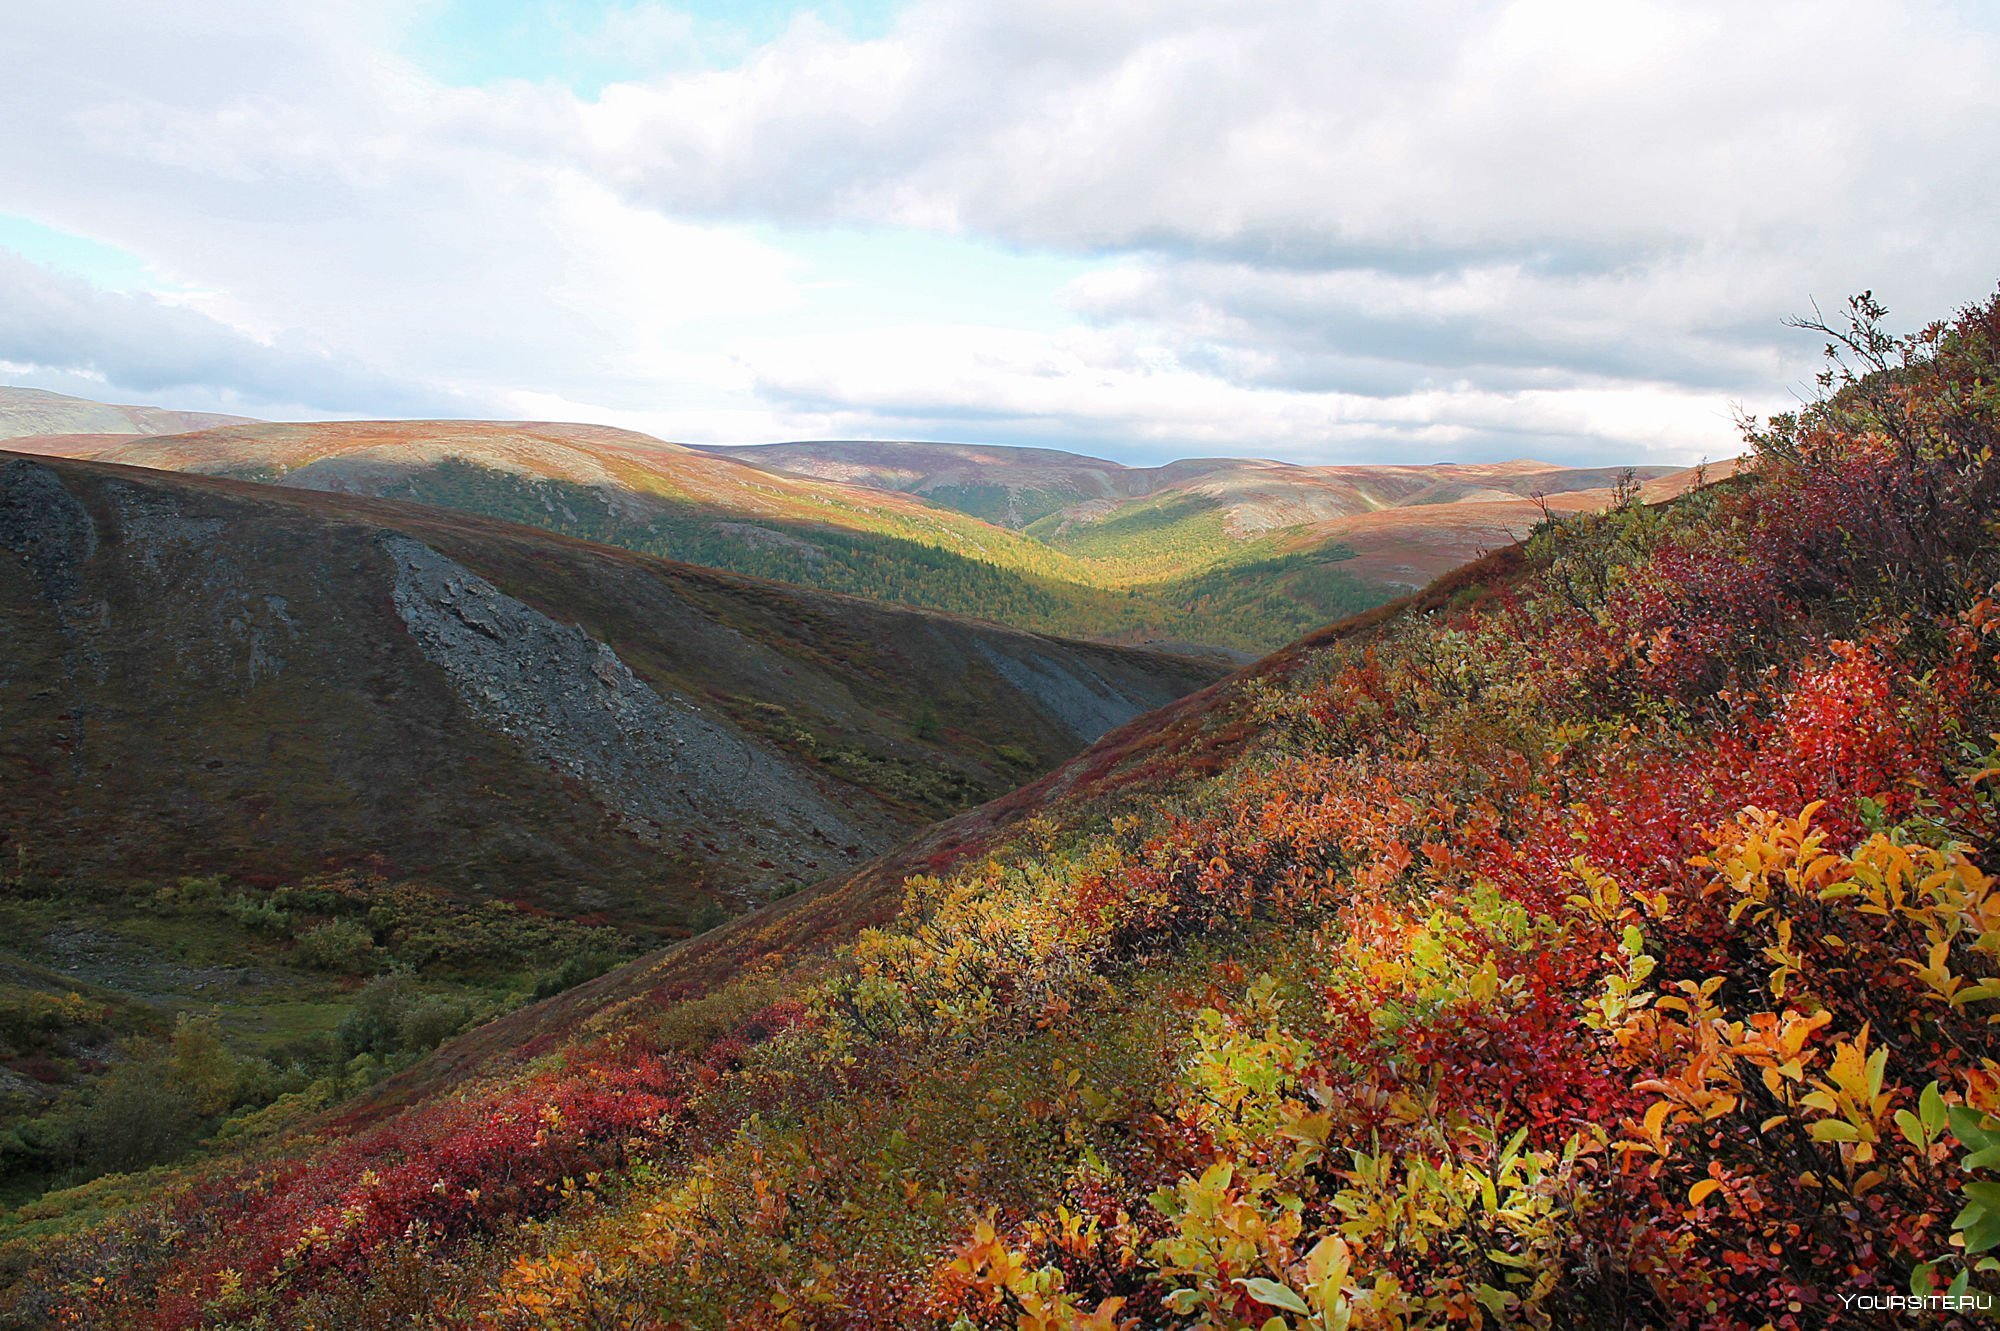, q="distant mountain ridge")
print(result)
[715,437,1679,533]
[0,386,254,442]
[1,390,1704,651]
